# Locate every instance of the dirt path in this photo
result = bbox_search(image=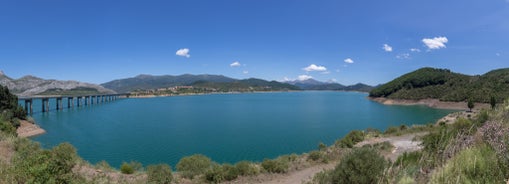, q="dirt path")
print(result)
[356,132,426,161]
[261,162,336,184]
